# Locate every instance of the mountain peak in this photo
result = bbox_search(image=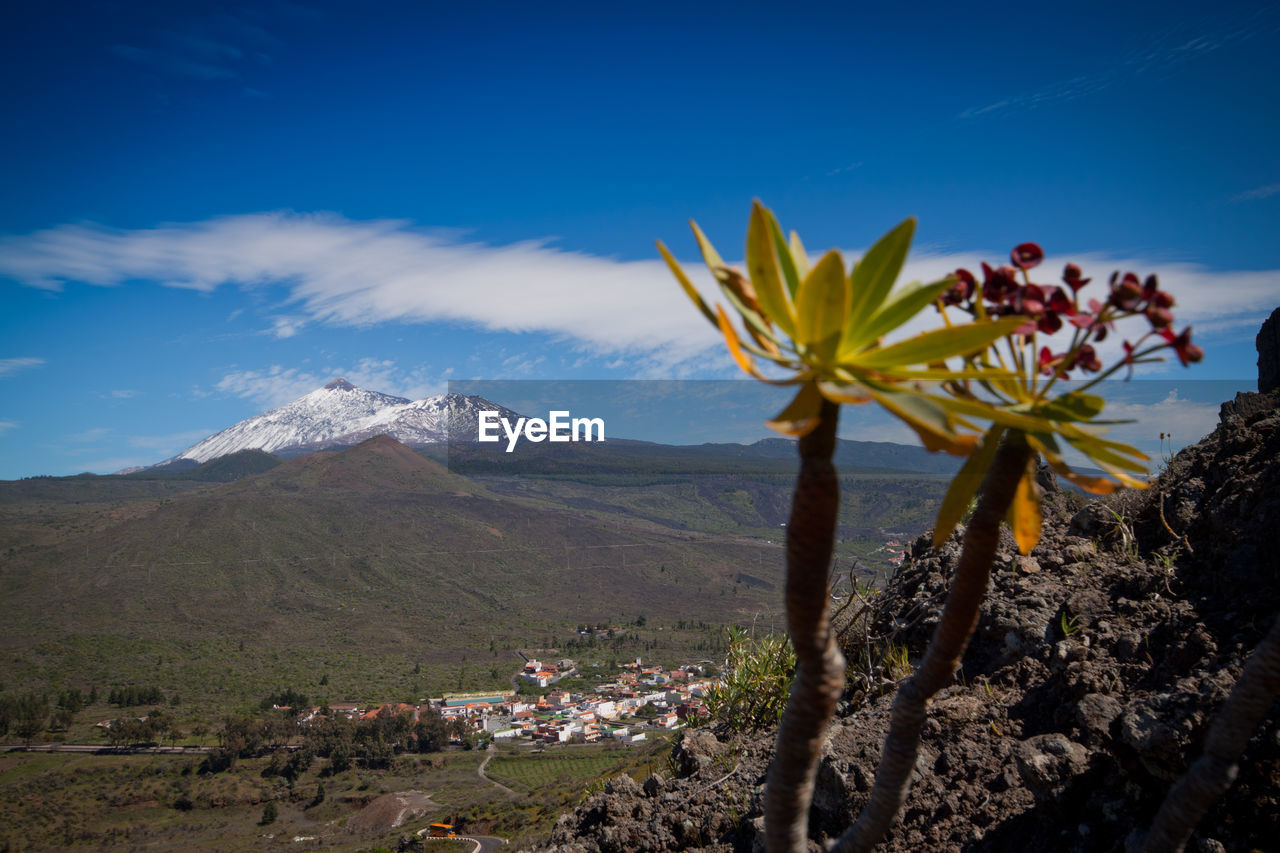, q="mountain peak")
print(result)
[168,382,523,465]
